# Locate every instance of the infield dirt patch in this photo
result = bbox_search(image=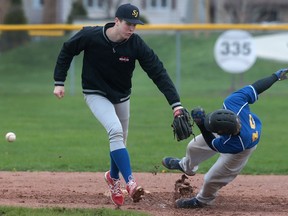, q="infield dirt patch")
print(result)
[0,171,287,216]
